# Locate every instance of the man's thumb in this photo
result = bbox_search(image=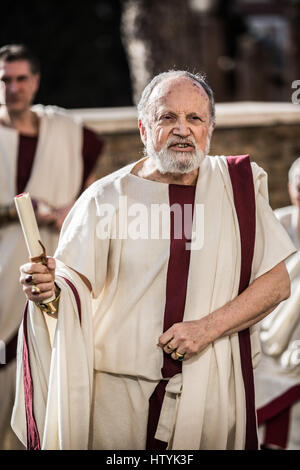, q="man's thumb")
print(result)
[46,257,56,271]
